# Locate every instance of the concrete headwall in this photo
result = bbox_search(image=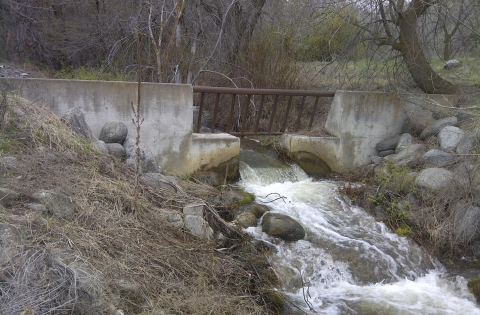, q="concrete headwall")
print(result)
[282,90,457,173]
[0,78,239,176]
